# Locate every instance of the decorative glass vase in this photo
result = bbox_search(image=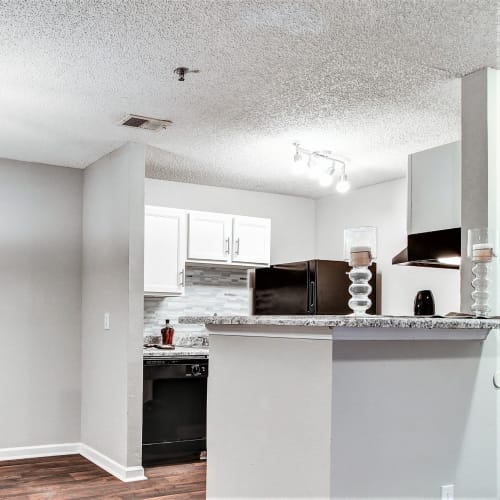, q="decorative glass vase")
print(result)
[467,228,496,318]
[344,227,377,316]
